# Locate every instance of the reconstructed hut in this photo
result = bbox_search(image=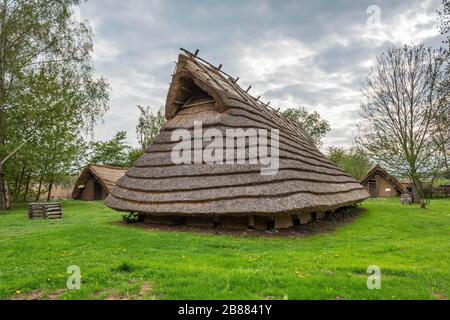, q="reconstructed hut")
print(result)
[72,165,127,201]
[398,178,412,192]
[105,49,369,230]
[360,165,407,198]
